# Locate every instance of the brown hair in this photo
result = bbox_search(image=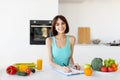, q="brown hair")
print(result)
[51,15,69,36]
